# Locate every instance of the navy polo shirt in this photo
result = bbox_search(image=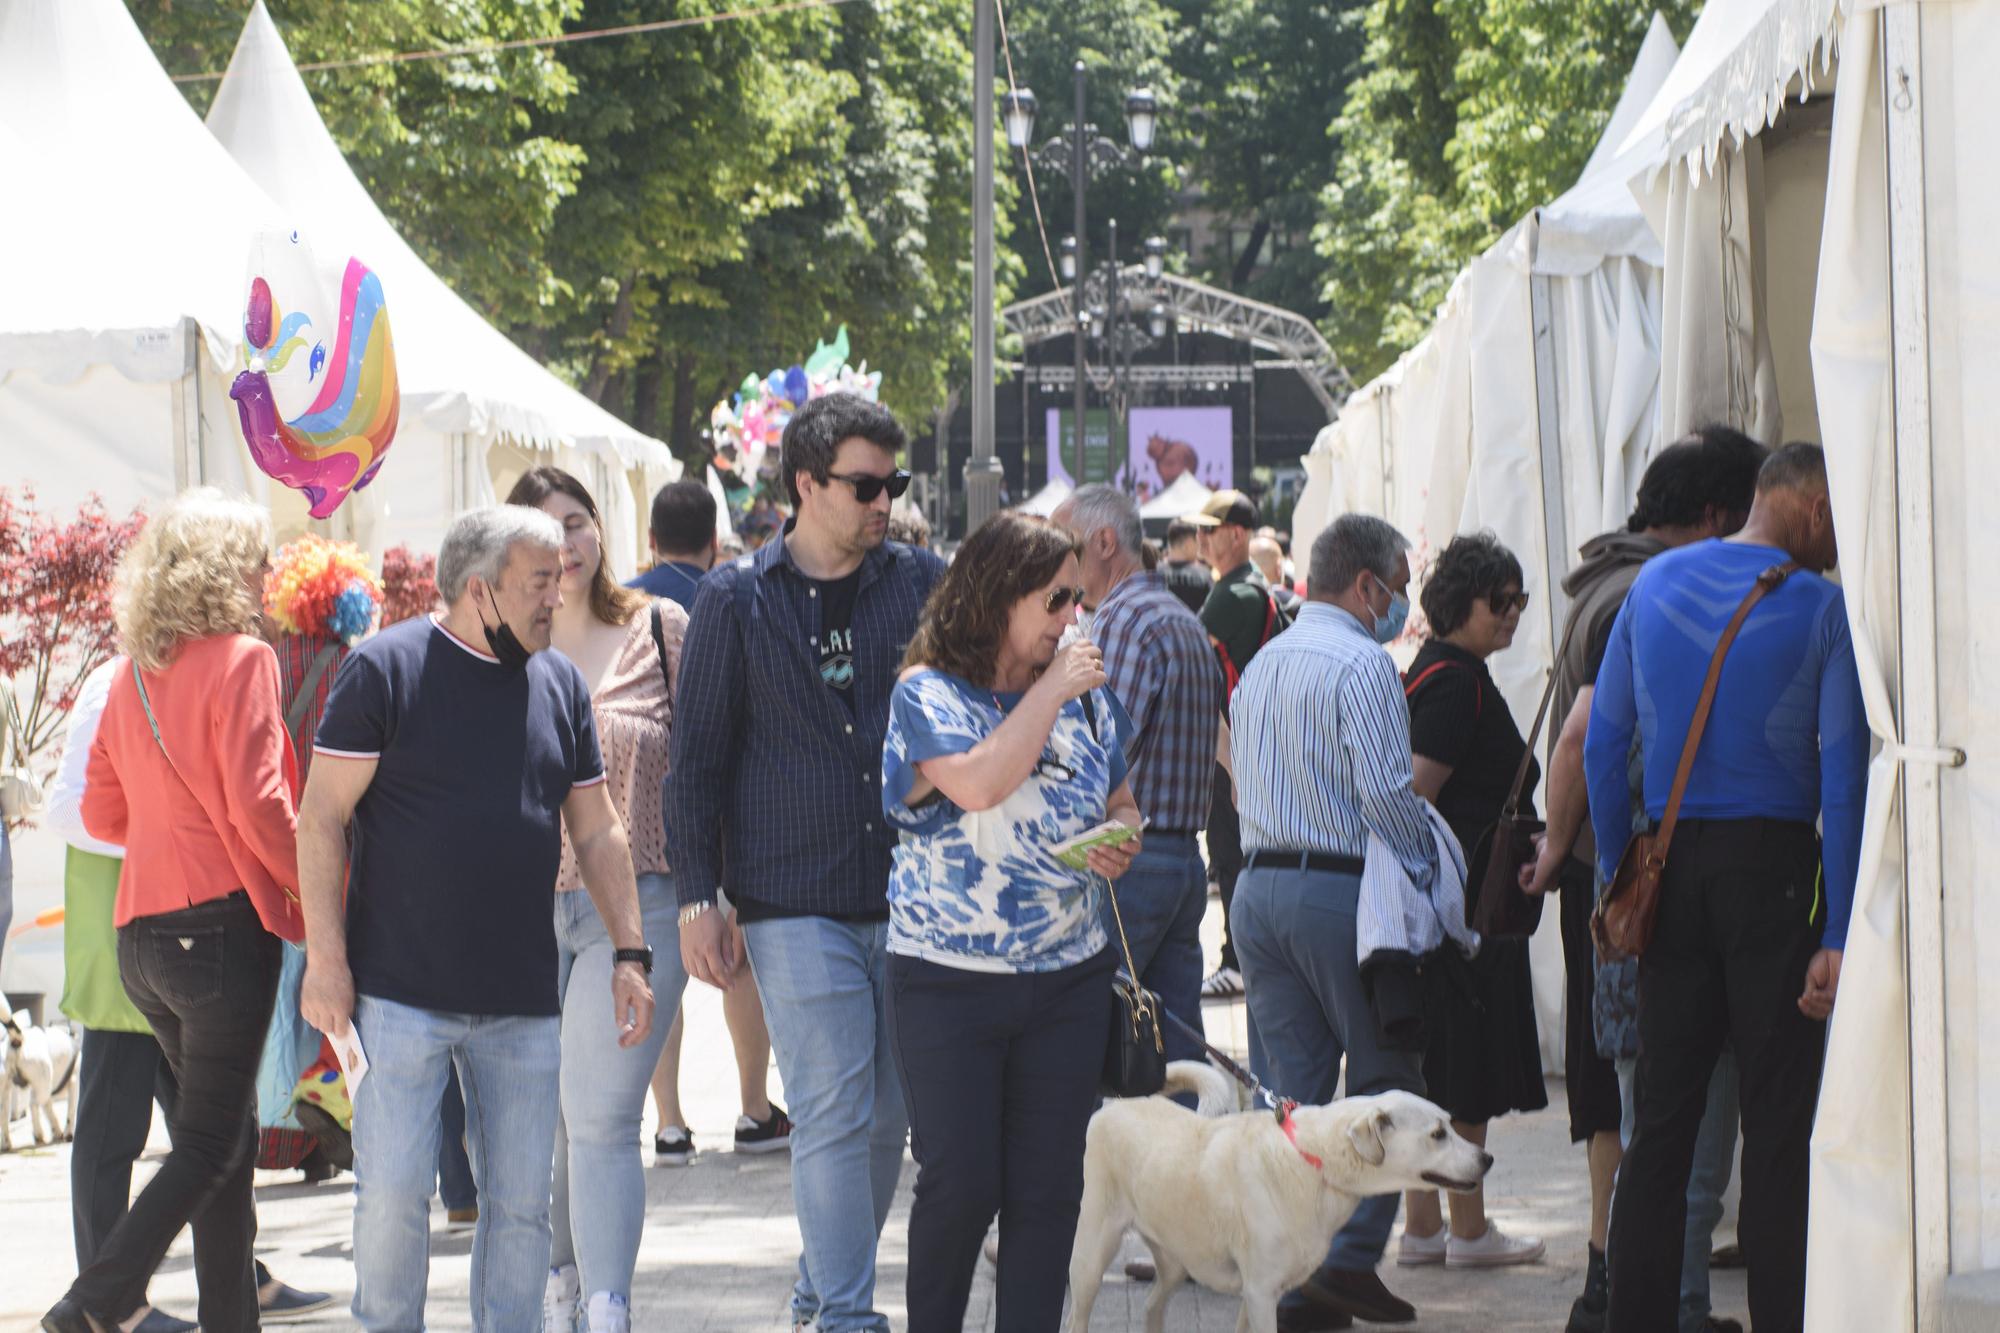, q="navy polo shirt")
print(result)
[315,615,604,1016]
